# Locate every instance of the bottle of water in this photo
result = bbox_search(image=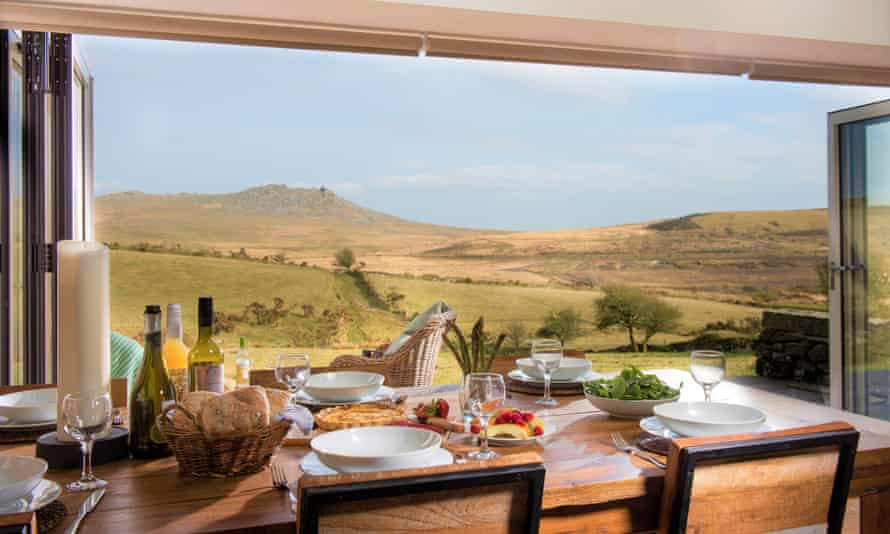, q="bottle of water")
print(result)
[235,336,251,389]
